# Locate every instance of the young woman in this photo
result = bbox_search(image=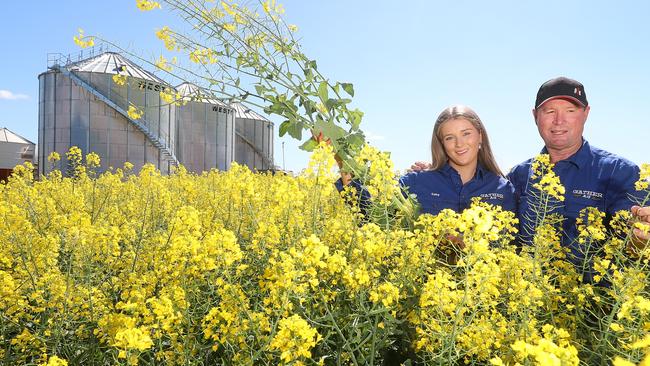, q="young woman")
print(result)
[401,105,516,215]
[337,105,515,216]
